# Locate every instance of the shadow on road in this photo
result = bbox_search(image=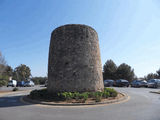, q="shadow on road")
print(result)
[0,95,35,108]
